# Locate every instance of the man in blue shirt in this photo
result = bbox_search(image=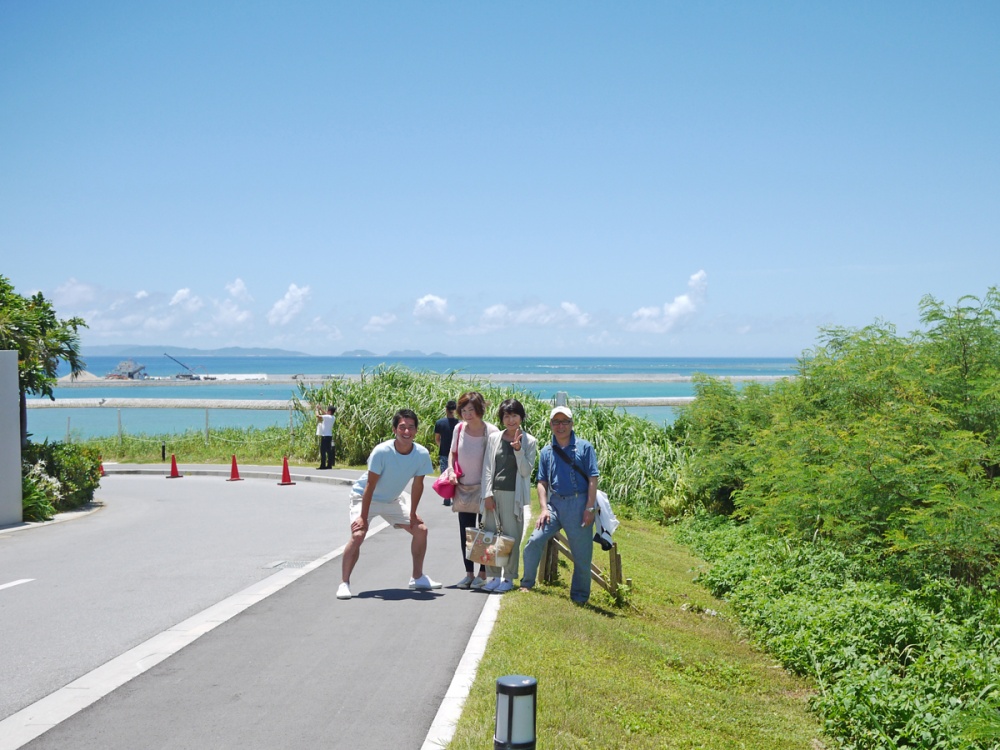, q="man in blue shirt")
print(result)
[519,405,600,604]
[337,409,442,600]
